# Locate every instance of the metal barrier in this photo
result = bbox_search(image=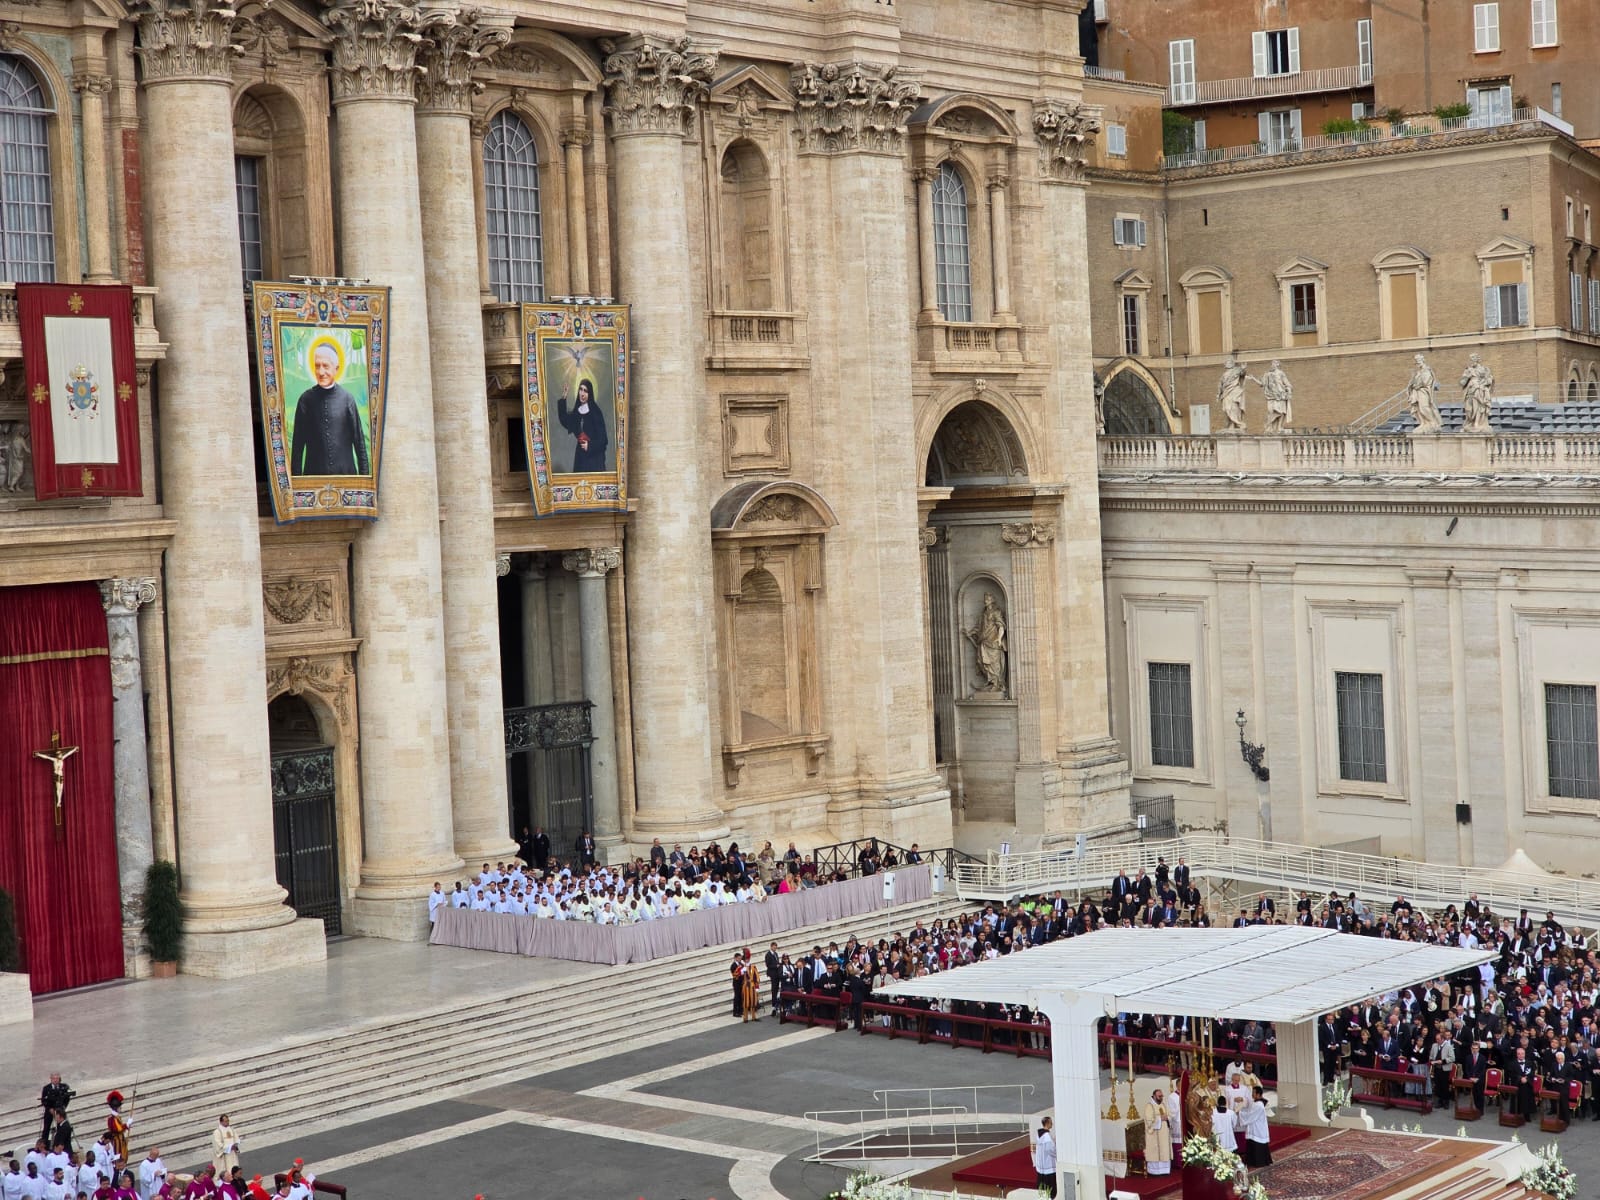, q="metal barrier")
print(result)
[954,830,1600,929]
[812,837,981,882]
